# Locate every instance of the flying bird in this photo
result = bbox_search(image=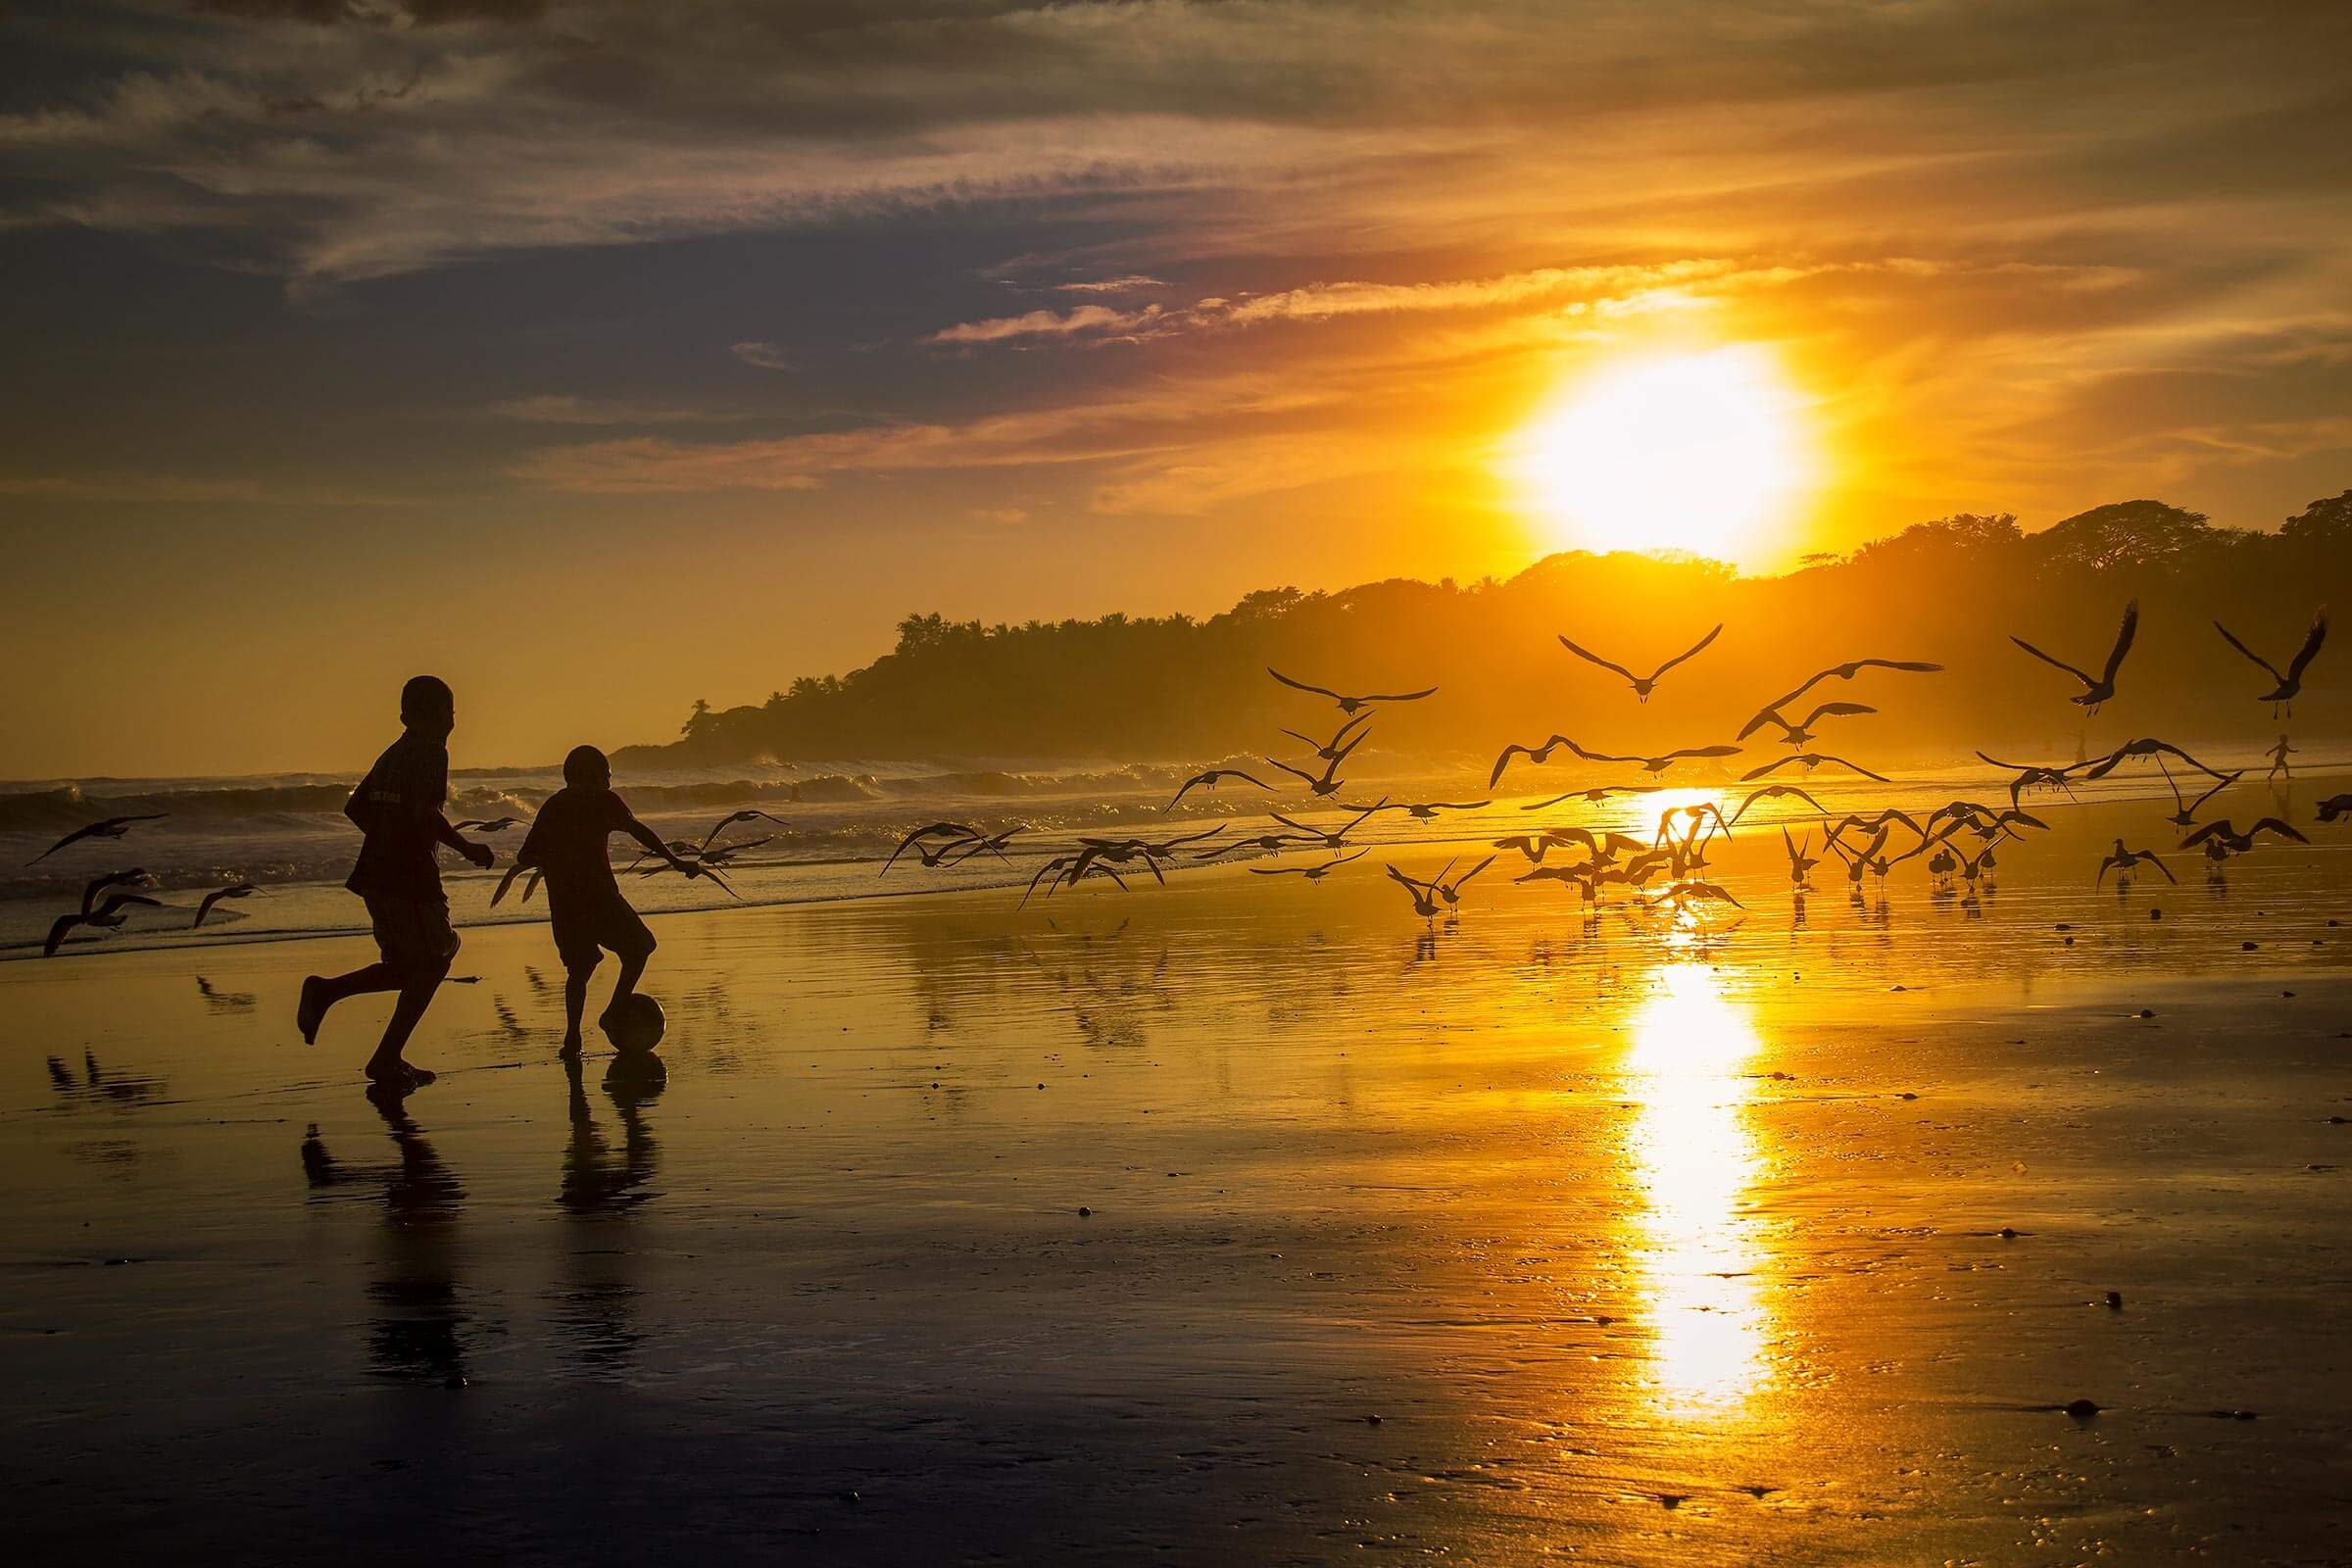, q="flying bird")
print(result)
[2010,599,2137,712]
[1266,668,1437,714]
[2318,793,2352,823]
[2079,737,2229,782]
[700,808,790,851]
[1250,849,1368,881]
[1742,702,1876,749]
[1436,857,1494,906]
[1555,623,1723,702]
[2212,609,2327,715]
[1782,827,1819,889]
[452,816,523,833]
[1264,744,1358,798]
[1729,784,1829,823]
[2096,839,2175,888]
[1385,865,1442,918]
[26,813,168,866]
[881,822,982,875]
[1975,751,2082,808]
[1164,768,1274,812]
[2180,818,2308,856]
[1279,712,1372,761]
[192,883,257,928]
[1559,739,1741,776]
[1742,753,1887,783]
[44,892,162,957]
[1517,785,1661,810]
[2157,763,2242,829]
[1339,799,1489,820]
[1742,660,1942,735]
